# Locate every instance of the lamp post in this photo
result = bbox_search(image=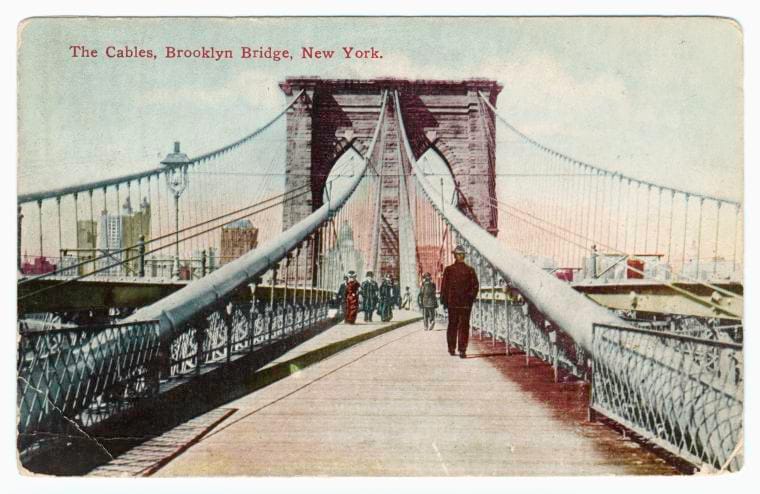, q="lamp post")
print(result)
[161,141,190,279]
